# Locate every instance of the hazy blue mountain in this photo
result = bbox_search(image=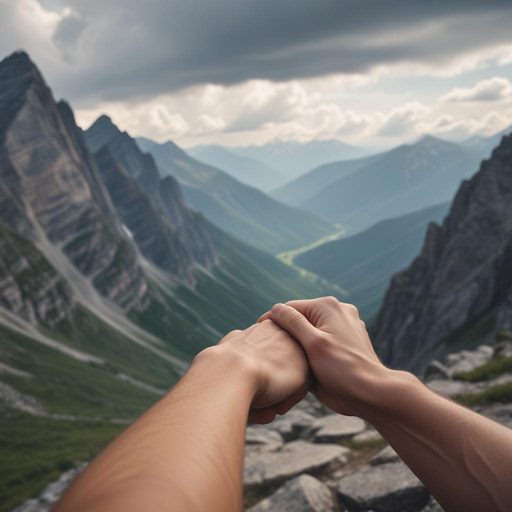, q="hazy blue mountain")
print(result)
[372,135,512,373]
[462,124,512,159]
[295,202,450,320]
[0,51,343,509]
[232,139,368,178]
[272,153,382,206]
[300,136,483,234]
[188,145,287,192]
[135,137,337,254]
